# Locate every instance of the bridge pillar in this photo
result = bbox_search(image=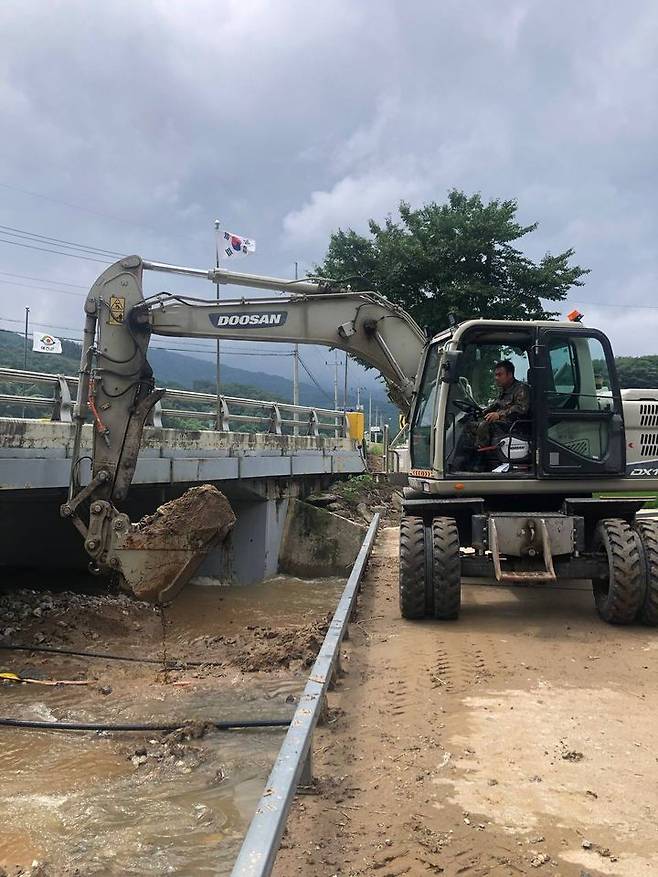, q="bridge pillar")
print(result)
[197,493,290,585]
